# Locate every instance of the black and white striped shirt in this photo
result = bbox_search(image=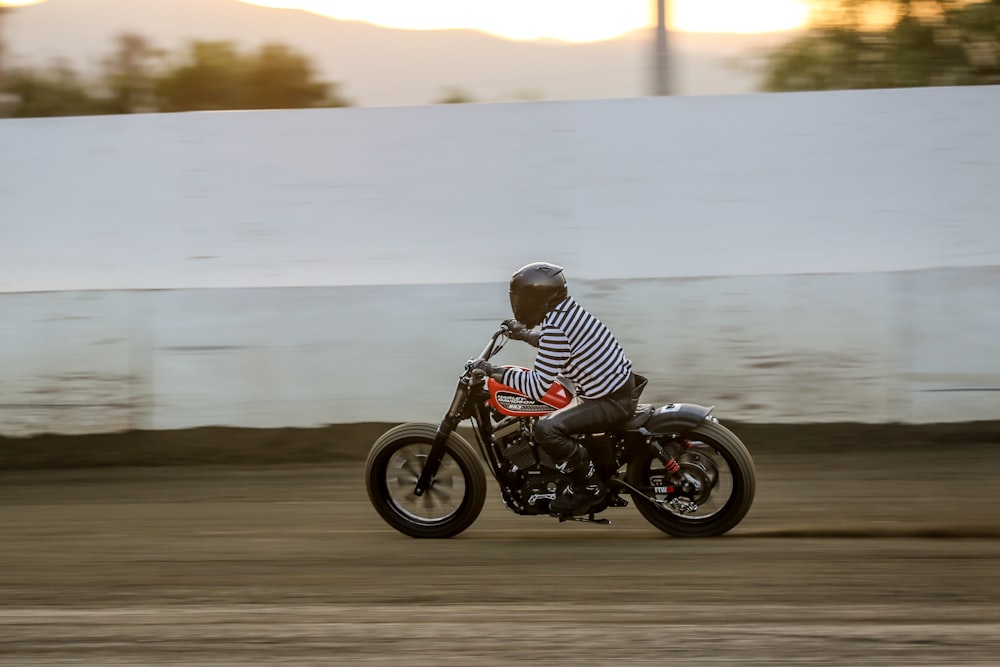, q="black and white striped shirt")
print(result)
[501,296,632,401]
